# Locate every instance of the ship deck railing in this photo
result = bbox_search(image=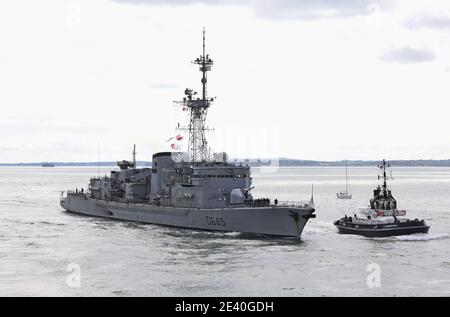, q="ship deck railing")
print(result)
[244,201,270,208]
[125,199,150,204]
[277,200,313,208]
[66,190,89,198]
